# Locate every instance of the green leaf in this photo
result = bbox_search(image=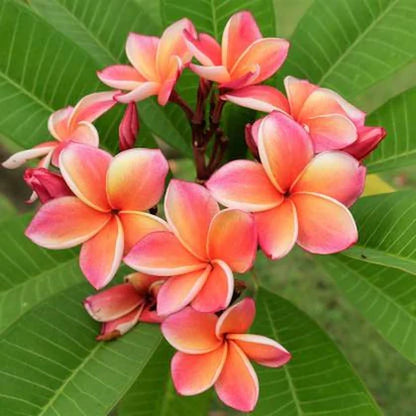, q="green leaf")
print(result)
[280,0,416,100]
[252,288,381,415]
[365,87,416,173]
[119,340,211,416]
